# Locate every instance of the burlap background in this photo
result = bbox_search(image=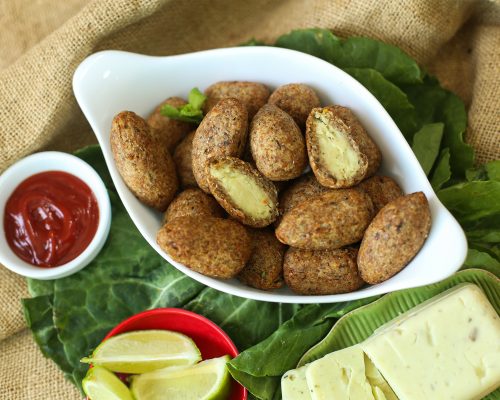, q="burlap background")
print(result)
[0,0,498,398]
